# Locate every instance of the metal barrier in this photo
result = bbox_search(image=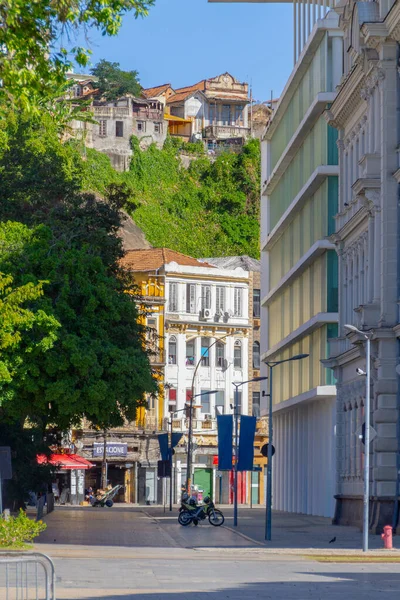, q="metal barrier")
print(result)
[0,552,56,600]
